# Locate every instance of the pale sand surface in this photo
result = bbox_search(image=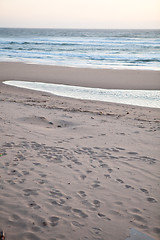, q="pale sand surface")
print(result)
[0,62,160,90]
[0,62,160,240]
